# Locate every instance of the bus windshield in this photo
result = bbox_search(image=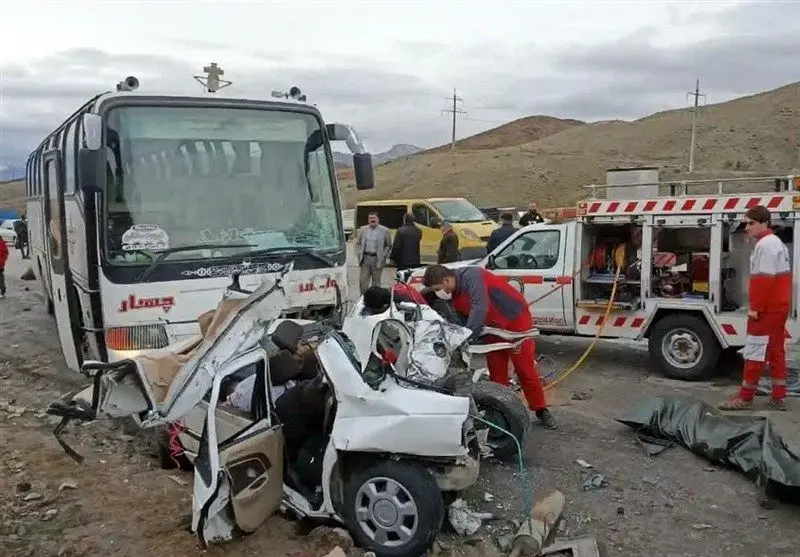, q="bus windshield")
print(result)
[429,199,487,223]
[103,105,342,266]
